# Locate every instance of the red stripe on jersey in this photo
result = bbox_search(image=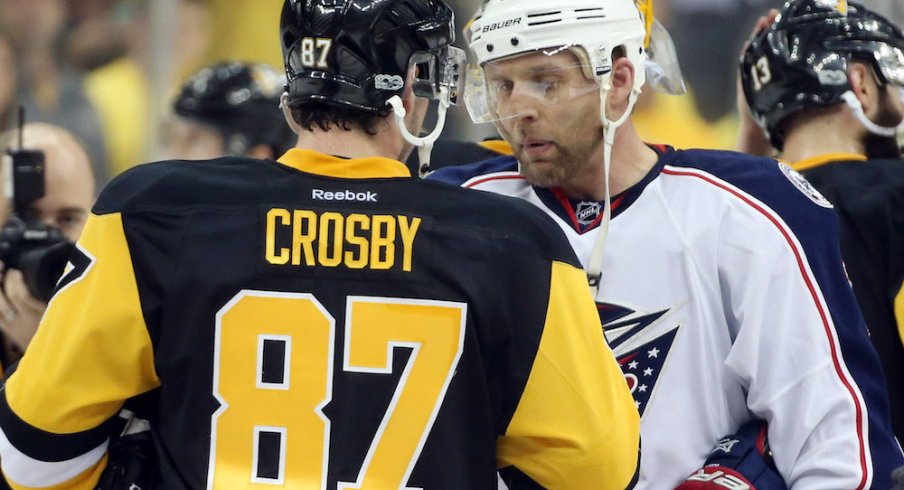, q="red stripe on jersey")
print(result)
[610,194,627,213]
[661,167,869,489]
[549,189,625,233]
[464,173,524,188]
